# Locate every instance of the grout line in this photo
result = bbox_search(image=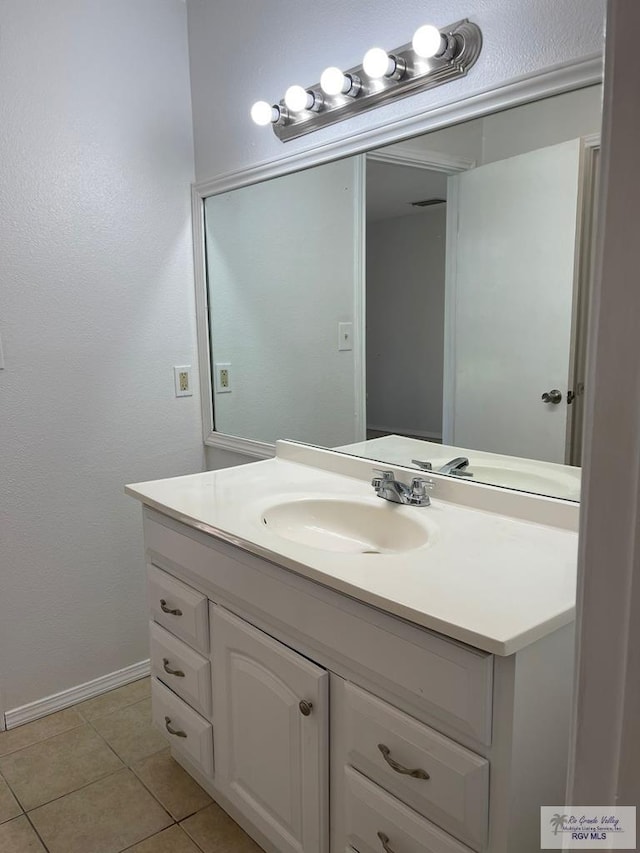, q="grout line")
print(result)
[74,679,151,724]
[24,810,54,852]
[21,766,126,815]
[0,717,85,759]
